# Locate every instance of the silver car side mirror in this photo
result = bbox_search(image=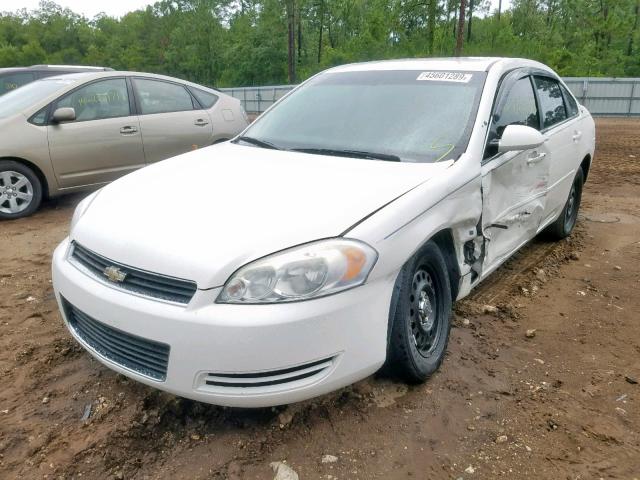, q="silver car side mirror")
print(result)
[498,125,546,153]
[52,107,76,123]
